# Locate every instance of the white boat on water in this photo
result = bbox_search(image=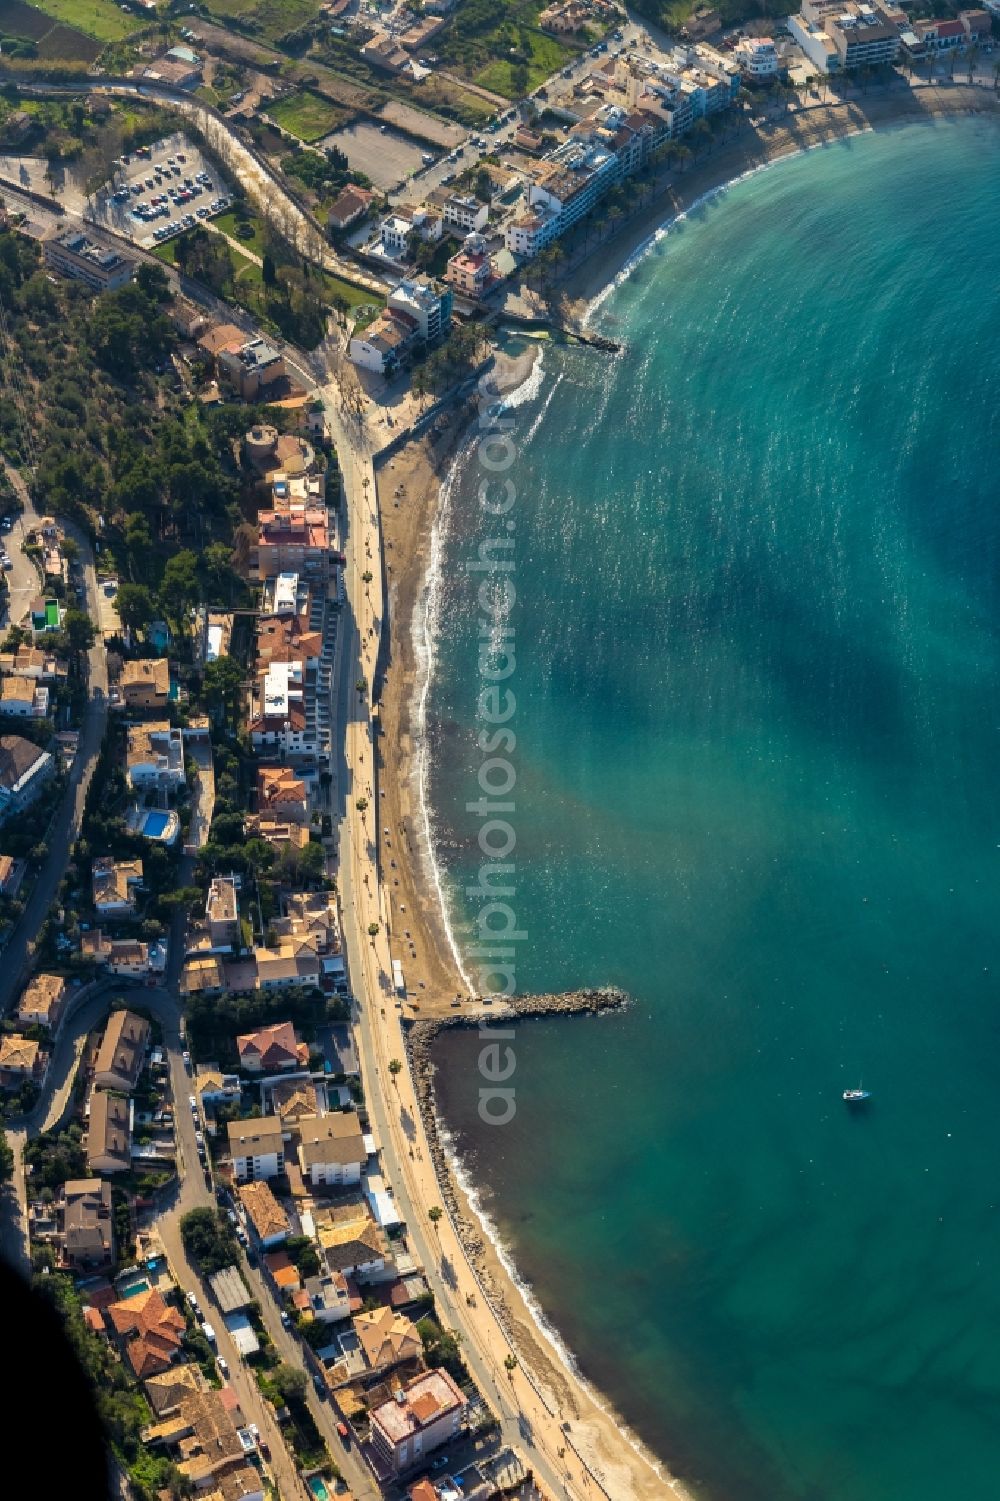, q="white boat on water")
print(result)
[843,1087,871,1104]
